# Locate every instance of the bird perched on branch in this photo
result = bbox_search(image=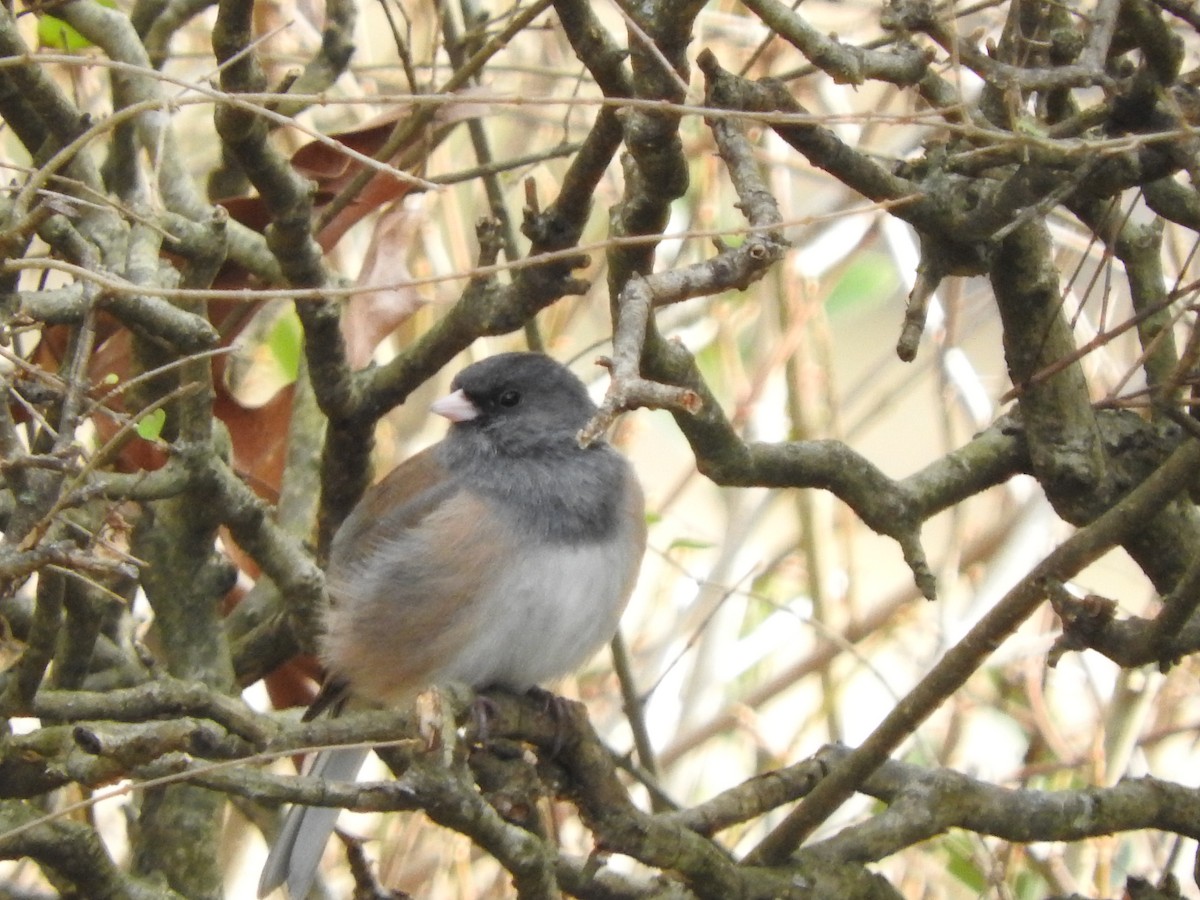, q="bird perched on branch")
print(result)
[259,351,646,899]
